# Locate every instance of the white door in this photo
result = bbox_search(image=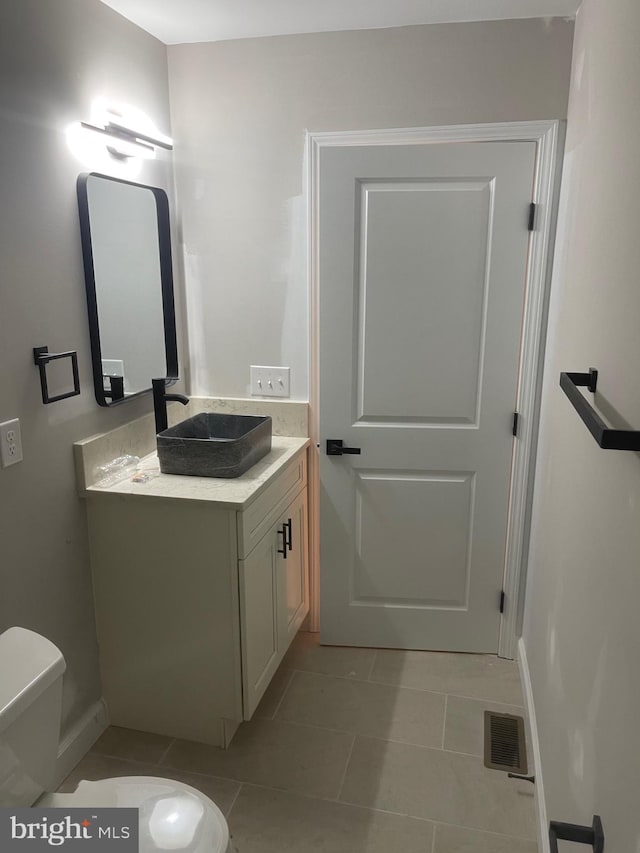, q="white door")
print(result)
[319,140,536,652]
